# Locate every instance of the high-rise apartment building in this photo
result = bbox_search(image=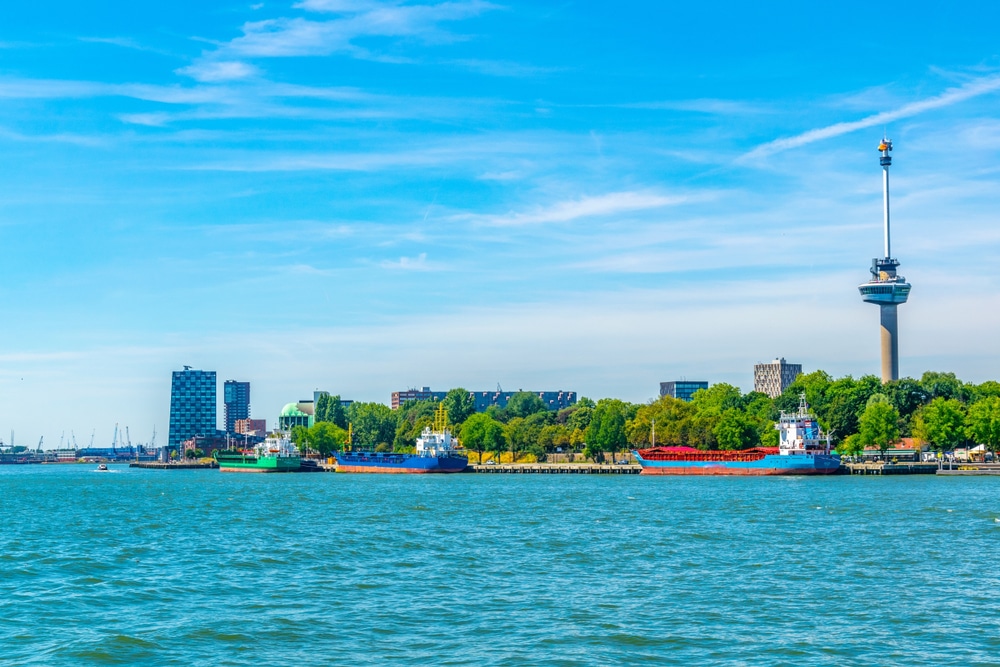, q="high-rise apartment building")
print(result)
[223,380,251,433]
[753,358,802,398]
[659,381,709,402]
[168,367,217,449]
